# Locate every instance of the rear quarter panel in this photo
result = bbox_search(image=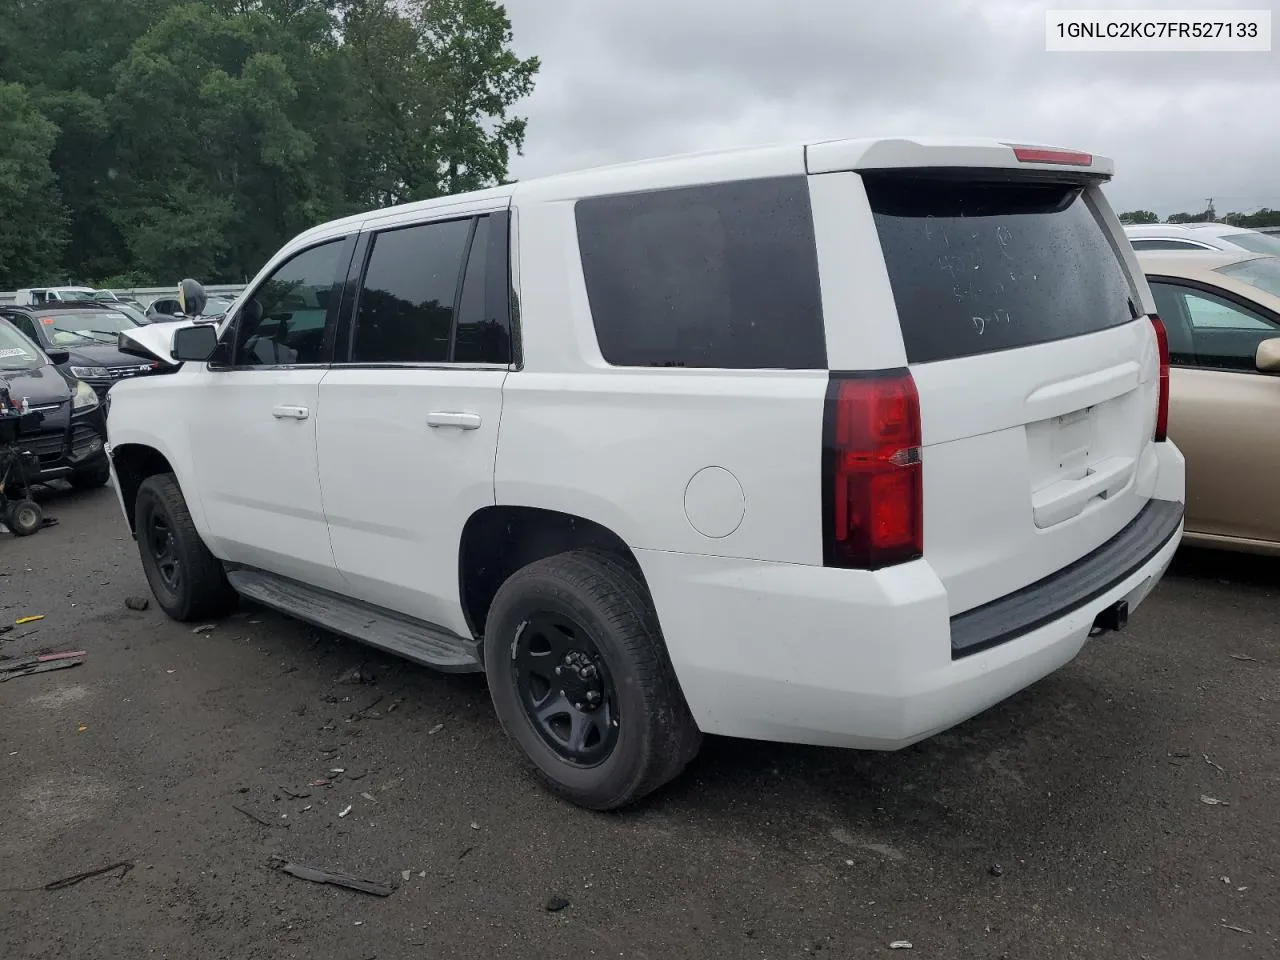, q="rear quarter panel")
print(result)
[496,197,828,564]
